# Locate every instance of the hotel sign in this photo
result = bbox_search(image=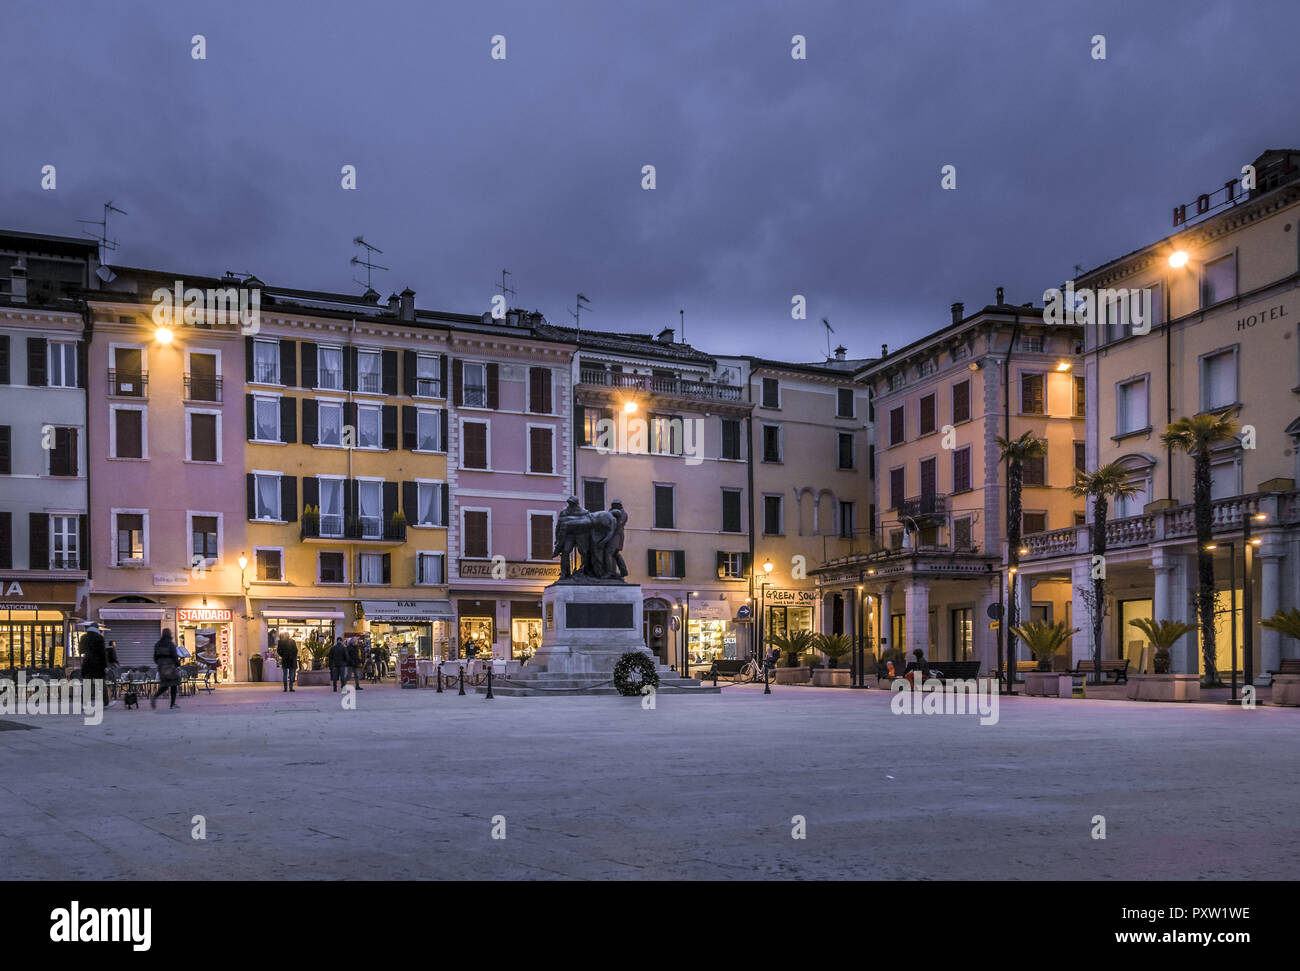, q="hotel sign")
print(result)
[763,588,818,607]
[458,560,562,582]
[177,608,232,623]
